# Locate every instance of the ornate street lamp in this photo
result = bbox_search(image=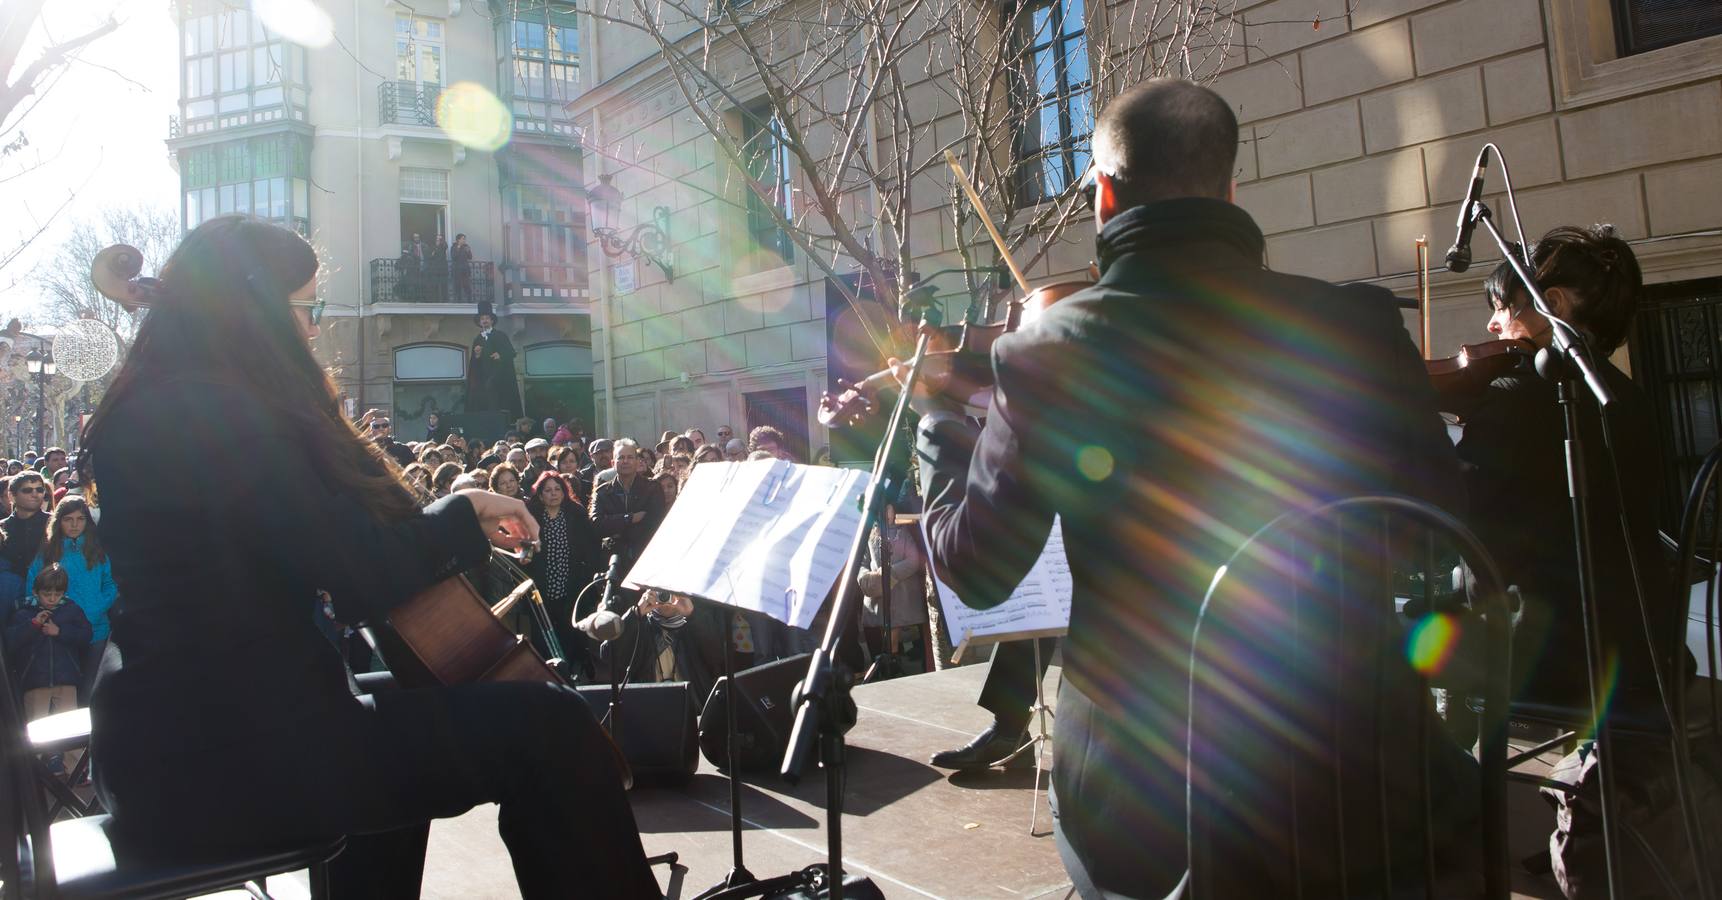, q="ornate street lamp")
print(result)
[587,174,674,282]
[26,349,54,454]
